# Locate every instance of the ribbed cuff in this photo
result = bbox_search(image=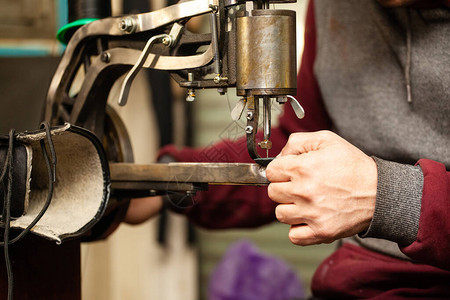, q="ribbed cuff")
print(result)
[359,157,423,246]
